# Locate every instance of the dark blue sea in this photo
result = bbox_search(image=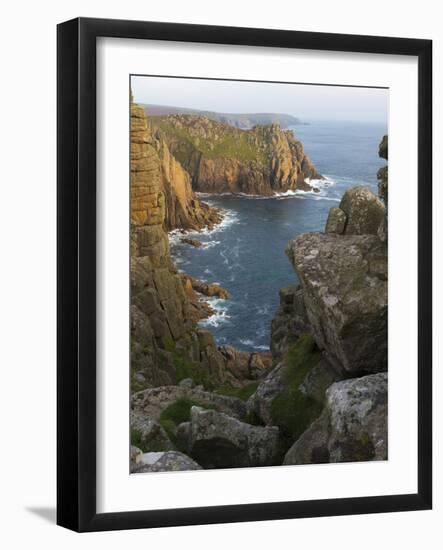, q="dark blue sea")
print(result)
[169,120,388,352]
